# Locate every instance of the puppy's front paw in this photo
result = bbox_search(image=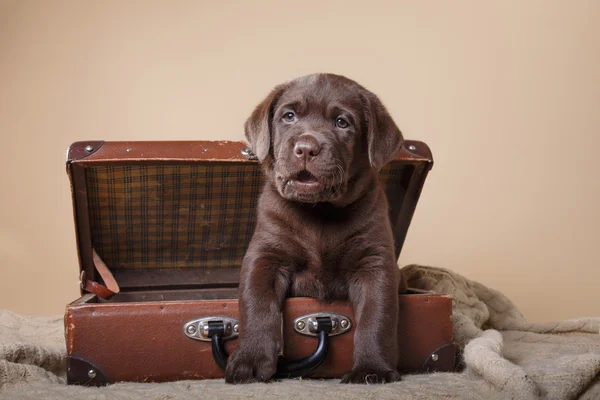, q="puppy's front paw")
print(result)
[224,343,278,384]
[340,367,401,384]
